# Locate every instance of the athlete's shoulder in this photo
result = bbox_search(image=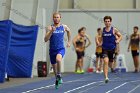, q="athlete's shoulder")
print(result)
[62,24,68,28]
[95,34,99,38]
[62,24,70,31]
[61,24,66,26]
[113,27,119,31]
[130,34,133,38]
